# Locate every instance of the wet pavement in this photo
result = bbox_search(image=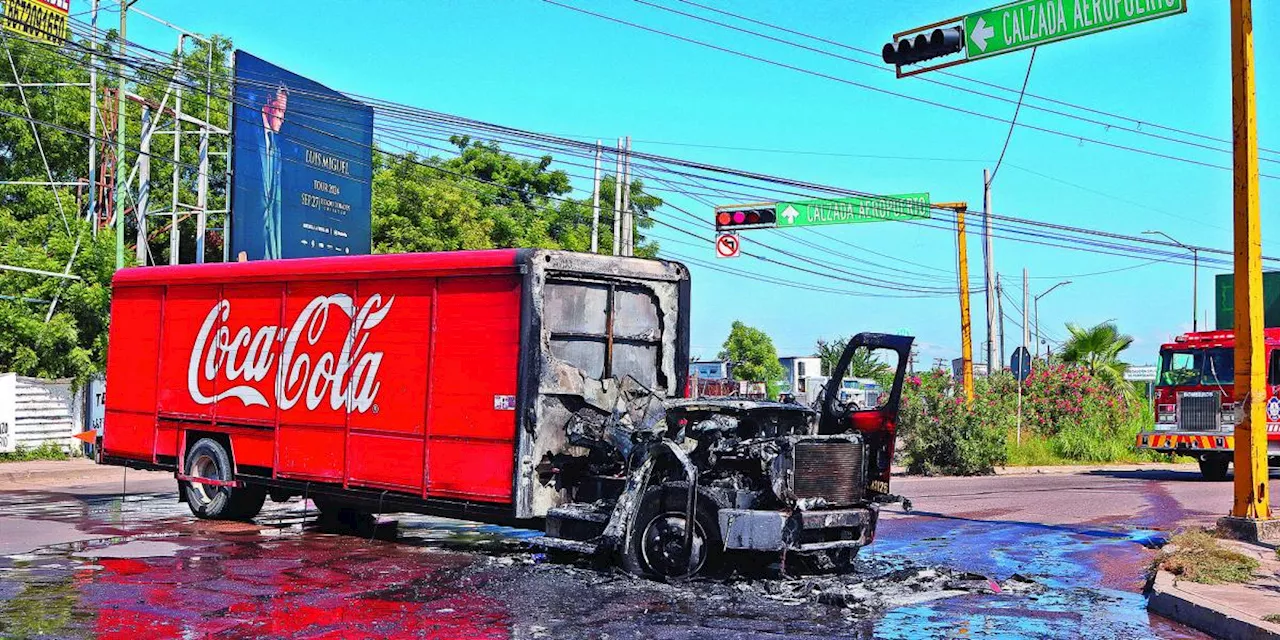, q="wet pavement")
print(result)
[0,469,1235,639]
